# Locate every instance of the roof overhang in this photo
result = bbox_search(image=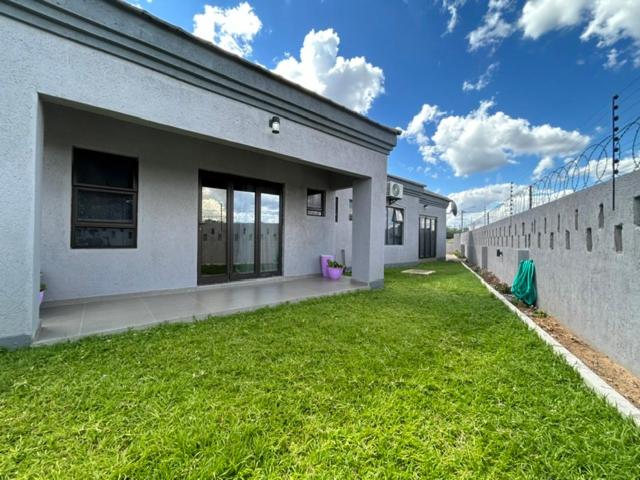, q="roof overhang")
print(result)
[1,0,399,155]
